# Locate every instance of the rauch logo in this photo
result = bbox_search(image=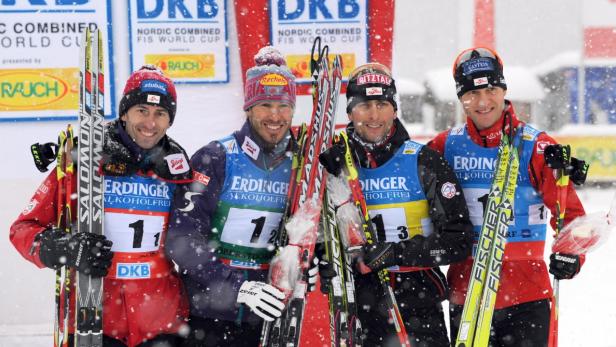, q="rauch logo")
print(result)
[0,70,70,109]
